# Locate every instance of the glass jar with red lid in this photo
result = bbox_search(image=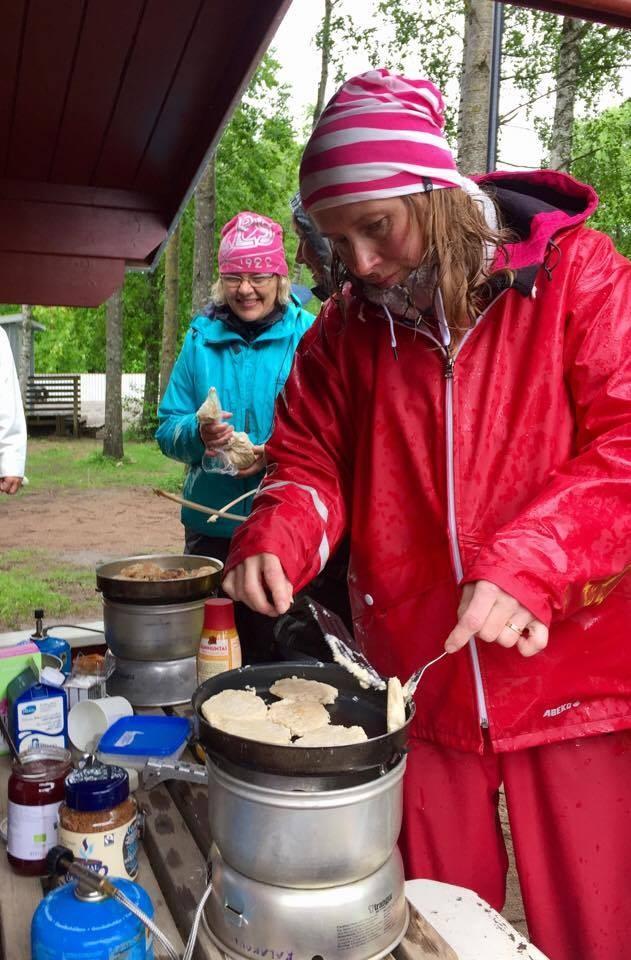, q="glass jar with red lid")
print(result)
[7,745,72,876]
